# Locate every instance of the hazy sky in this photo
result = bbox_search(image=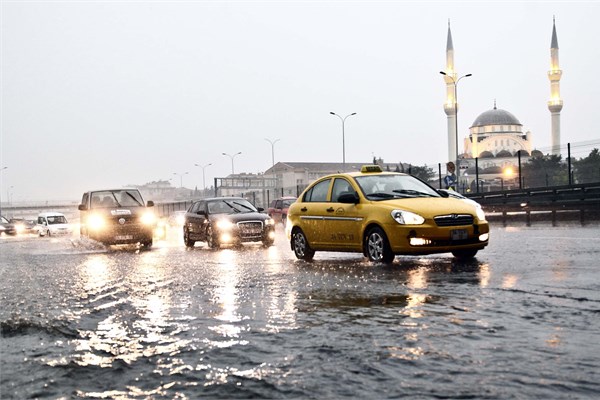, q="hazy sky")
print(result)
[2,0,599,202]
